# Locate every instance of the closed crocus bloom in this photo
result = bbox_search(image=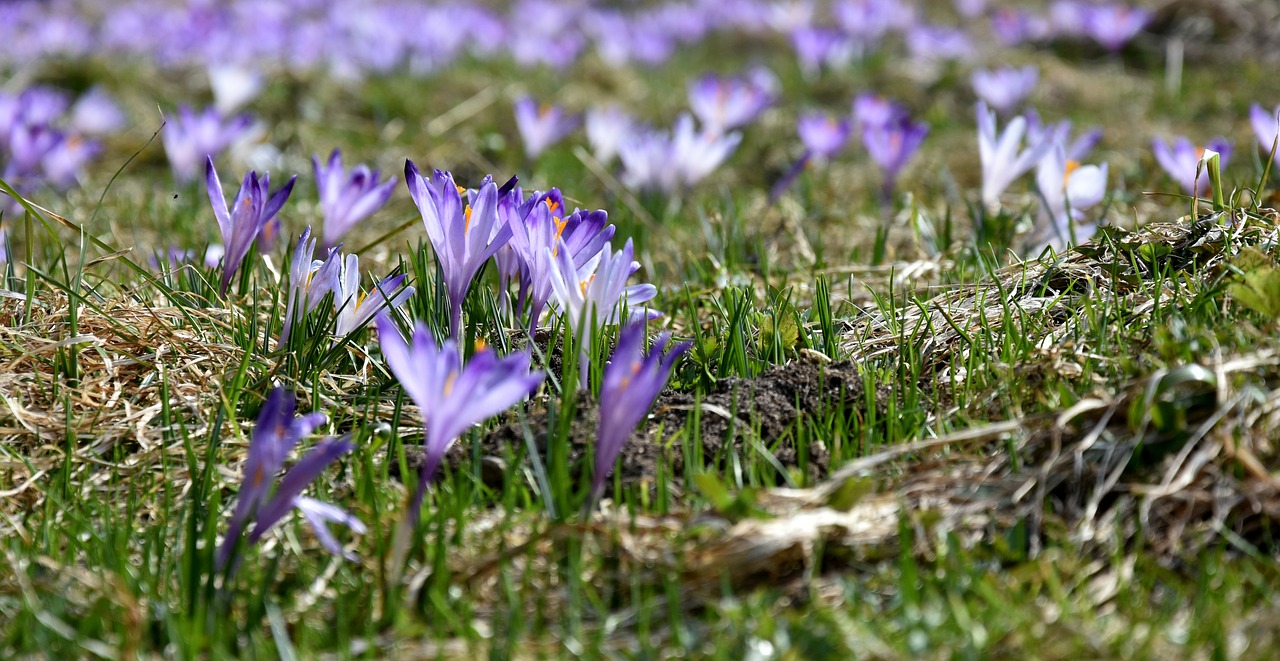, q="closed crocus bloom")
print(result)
[862,110,929,199]
[976,101,1054,209]
[797,112,851,160]
[1151,136,1232,196]
[164,106,252,183]
[205,156,296,295]
[313,149,396,247]
[1082,3,1151,52]
[588,322,690,511]
[333,254,414,337]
